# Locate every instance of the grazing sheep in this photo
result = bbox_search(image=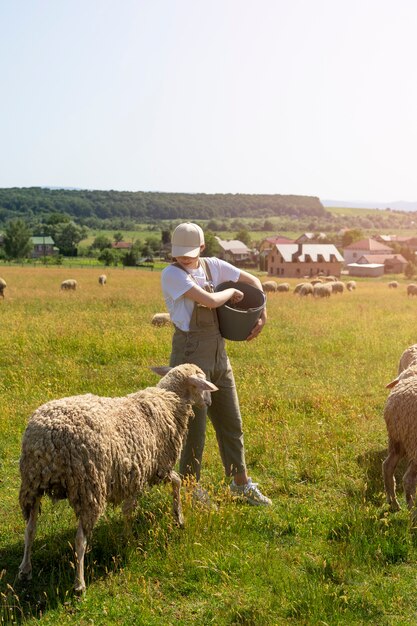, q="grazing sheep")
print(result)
[310,279,323,286]
[60,279,78,291]
[397,344,417,374]
[331,281,345,294]
[346,280,356,291]
[323,276,337,282]
[294,282,306,294]
[382,363,417,519]
[151,312,171,327]
[407,284,417,297]
[313,283,332,298]
[98,274,107,286]
[0,277,6,298]
[299,283,314,297]
[262,281,278,293]
[18,363,218,593]
[277,282,290,292]
[388,281,399,289]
